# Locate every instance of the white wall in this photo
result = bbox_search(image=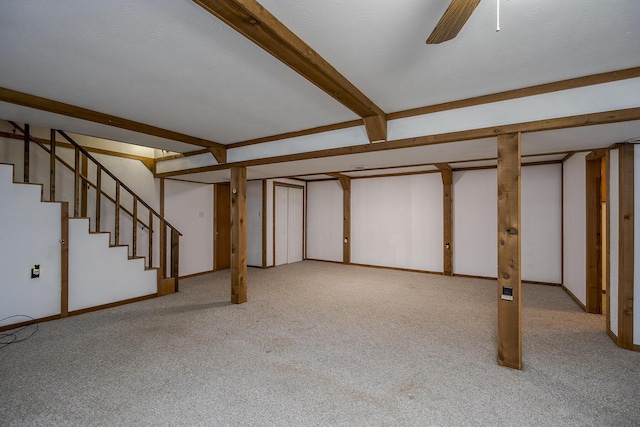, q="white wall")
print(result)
[453,169,497,277]
[563,152,588,305]
[306,180,343,263]
[68,218,157,311]
[0,164,61,326]
[247,180,263,267]
[351,173,443,272]
[609,149,619,337]
[164,179,213,277]
[522,164,562,284]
